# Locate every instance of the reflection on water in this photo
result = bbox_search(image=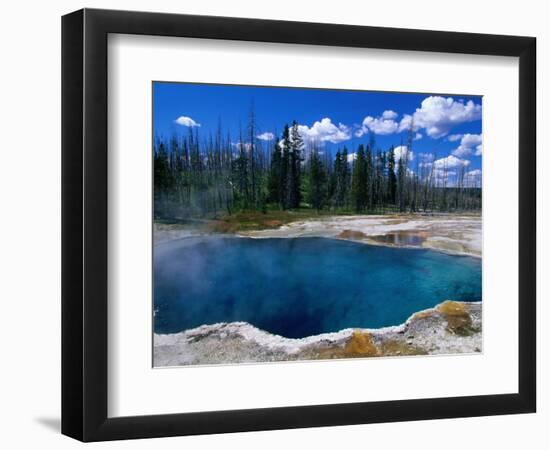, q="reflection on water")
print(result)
[369,231,427,246]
